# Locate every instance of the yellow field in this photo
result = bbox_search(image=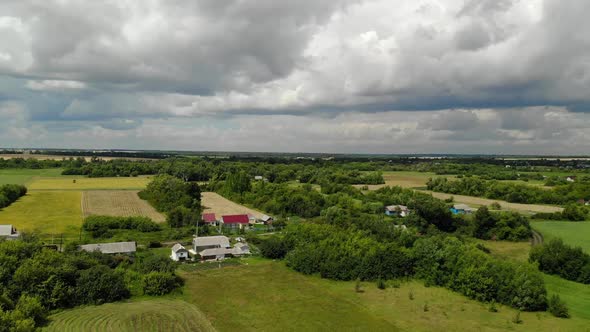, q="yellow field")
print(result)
[201,192,265,219]
[82,191,166,222]
[28,176,151,190]
[0,191,83,237]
